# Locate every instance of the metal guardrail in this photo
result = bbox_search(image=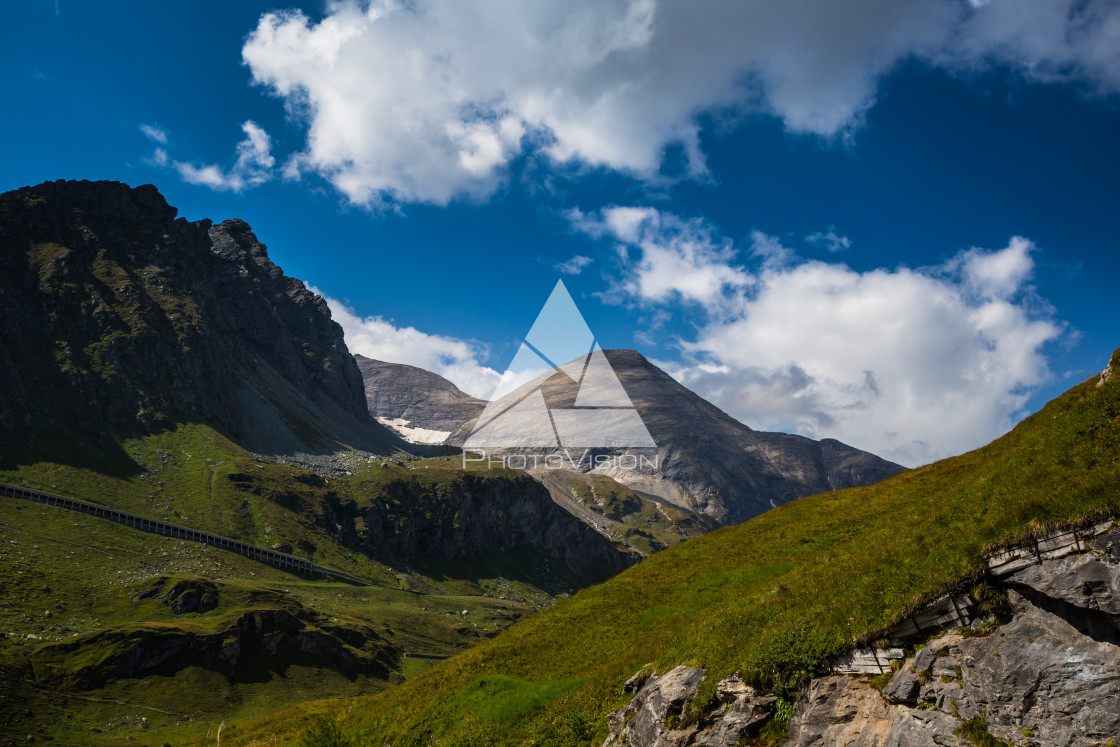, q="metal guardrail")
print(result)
[0,482,371,586]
